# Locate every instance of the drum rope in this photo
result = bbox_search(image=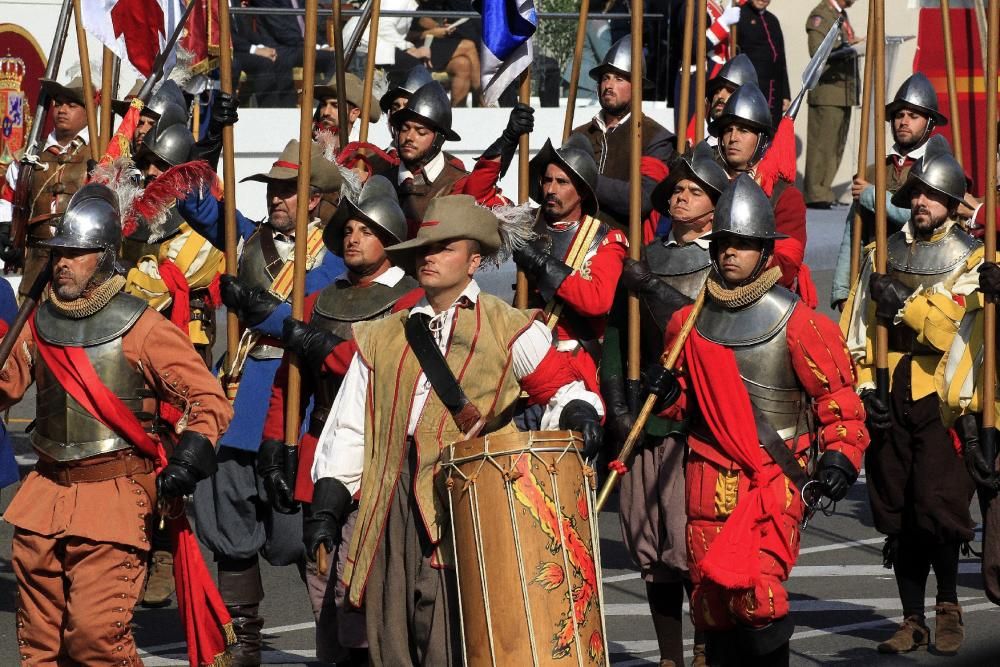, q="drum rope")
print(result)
[469,480,500,665]
[549,442,586,667]
[506,449,541,665]
[585,463,610,666]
